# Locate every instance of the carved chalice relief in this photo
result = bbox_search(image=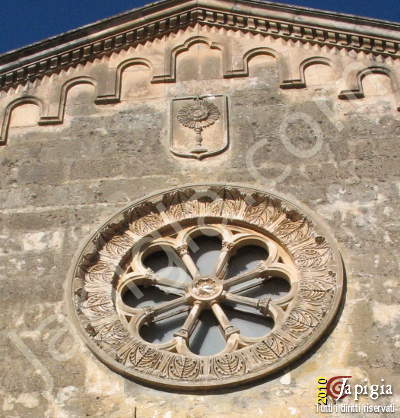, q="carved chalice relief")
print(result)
[69,185,344,390]
[176,97,220,154]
